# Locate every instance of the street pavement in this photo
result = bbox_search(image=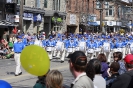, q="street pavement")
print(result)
[0,58,74,88]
